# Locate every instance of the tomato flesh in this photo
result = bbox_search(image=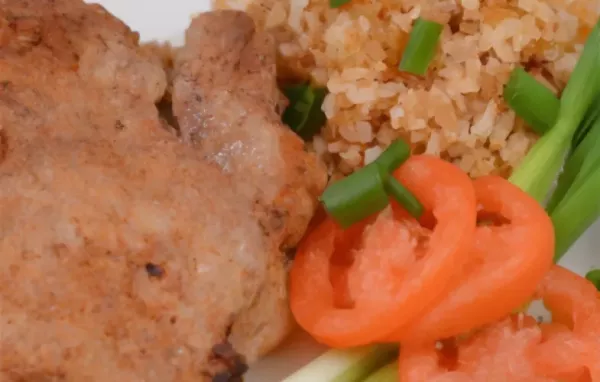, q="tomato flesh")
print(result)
[399,315,554,382]
[530,266,600,381]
